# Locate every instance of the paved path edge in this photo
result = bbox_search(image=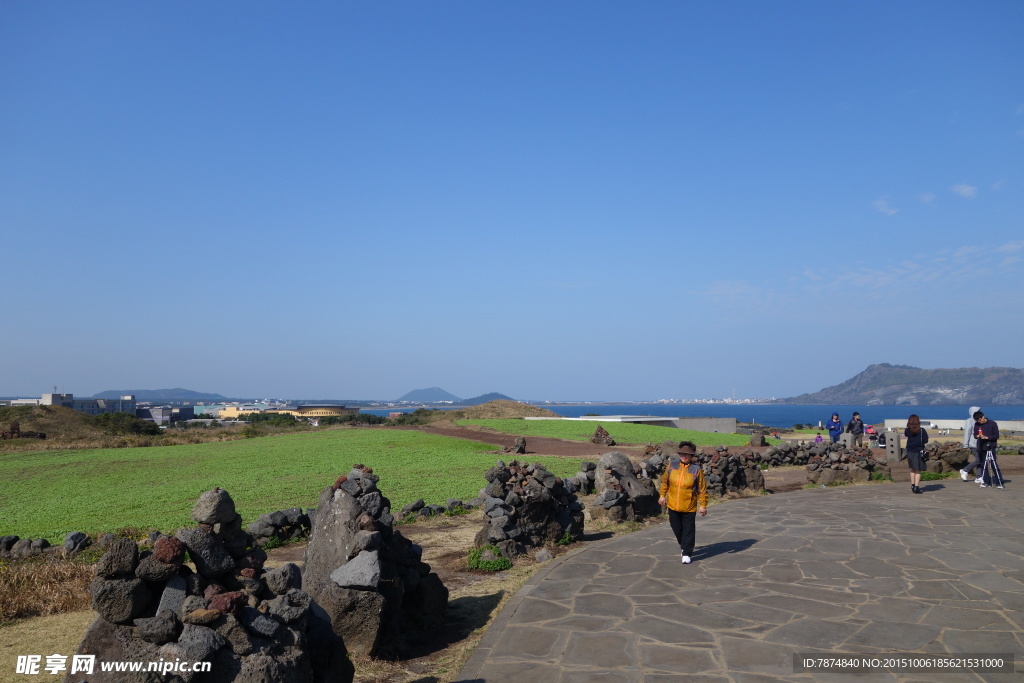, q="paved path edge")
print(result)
[456,531,621,681]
